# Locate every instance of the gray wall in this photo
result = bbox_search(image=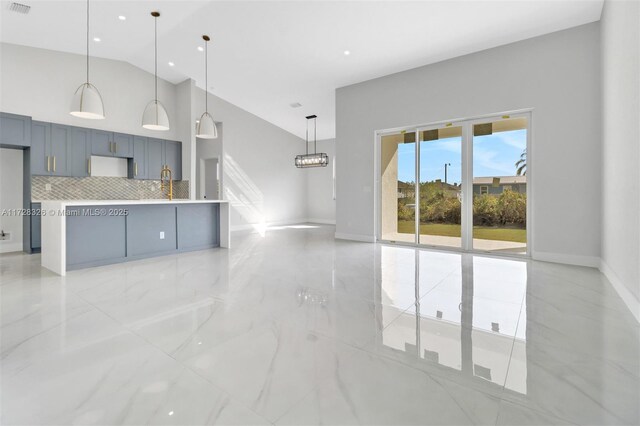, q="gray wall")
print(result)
[601,0,640,303]
[306,139,336,224]
[336,23,601,262]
